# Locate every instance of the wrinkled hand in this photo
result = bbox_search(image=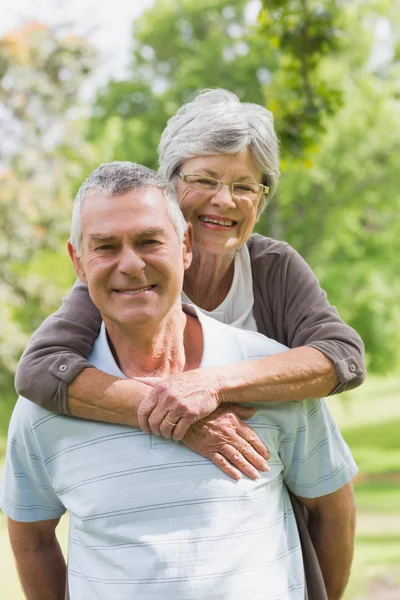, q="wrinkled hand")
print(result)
[182,404,270,481]
[136,368,222,441]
